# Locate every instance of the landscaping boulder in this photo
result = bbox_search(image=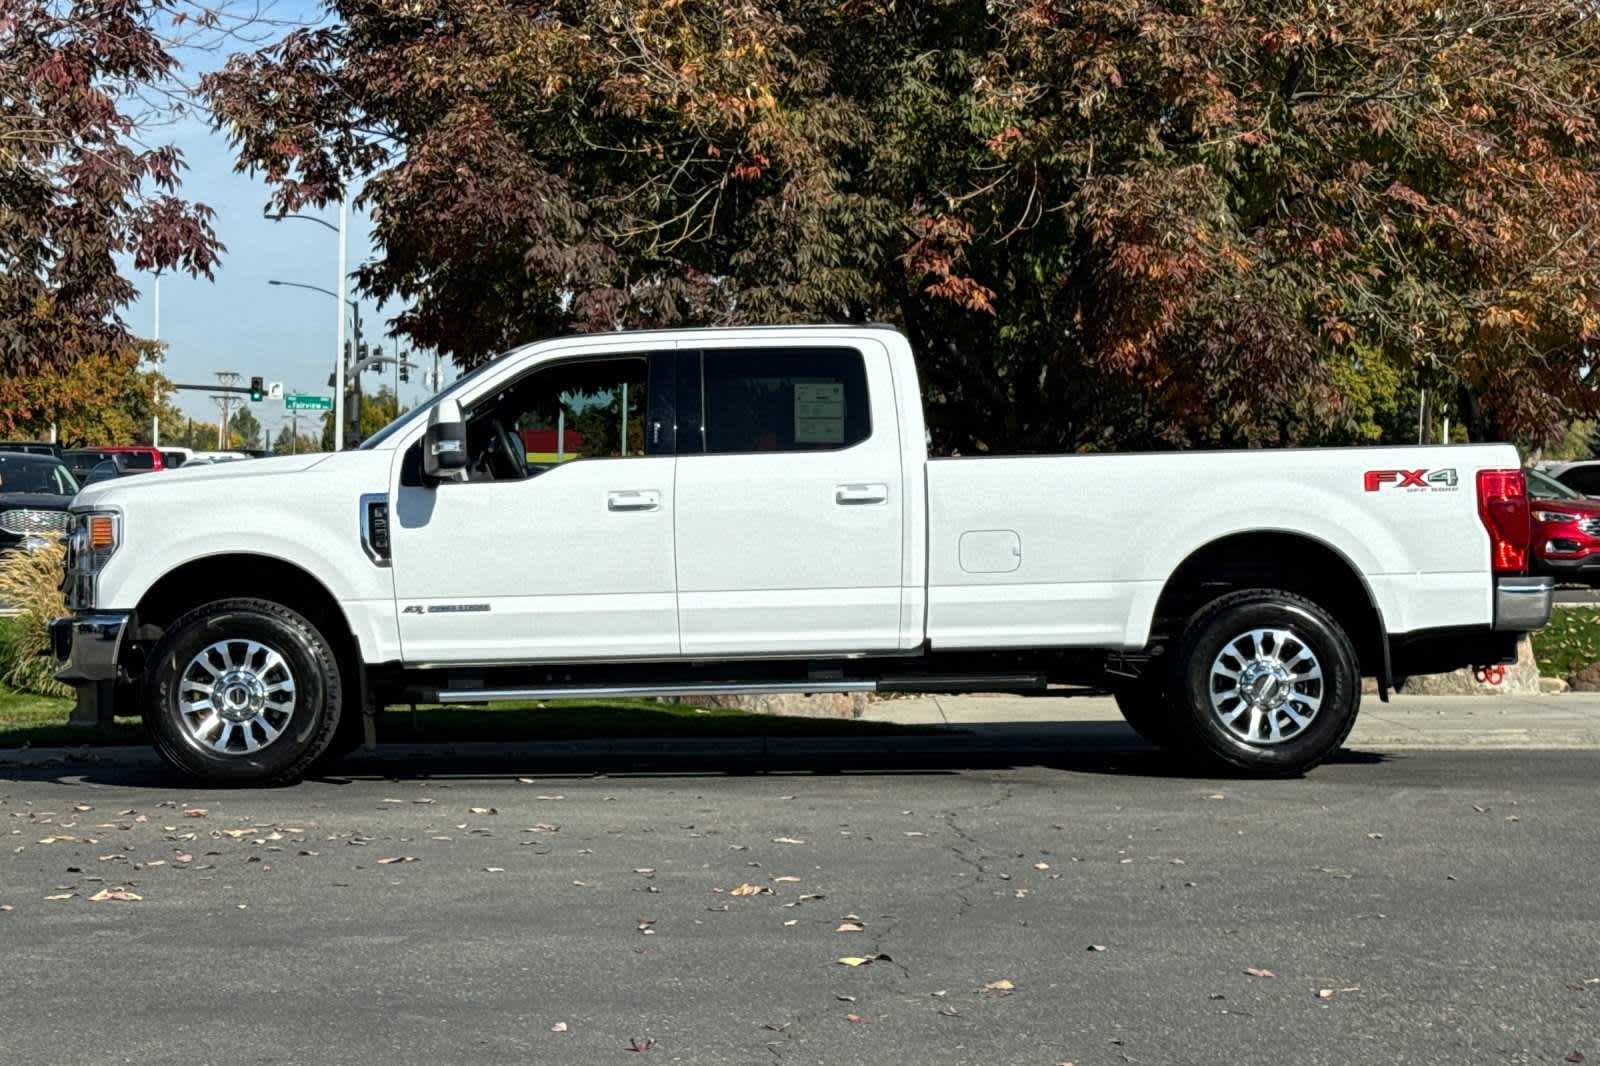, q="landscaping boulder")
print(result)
[1567,660,1600,692]
[1387,635,1542,696]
